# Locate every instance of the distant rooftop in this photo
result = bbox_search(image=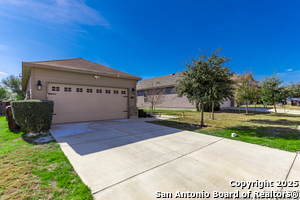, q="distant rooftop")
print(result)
[137,73,182,90]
